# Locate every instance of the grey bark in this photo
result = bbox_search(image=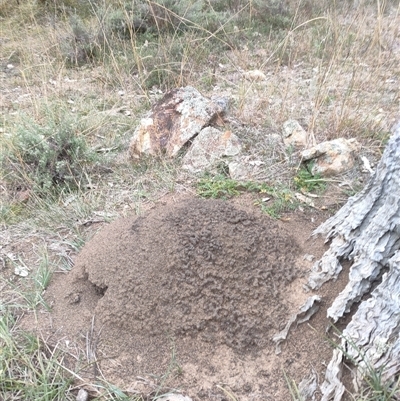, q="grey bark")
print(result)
[307,122,400,400]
